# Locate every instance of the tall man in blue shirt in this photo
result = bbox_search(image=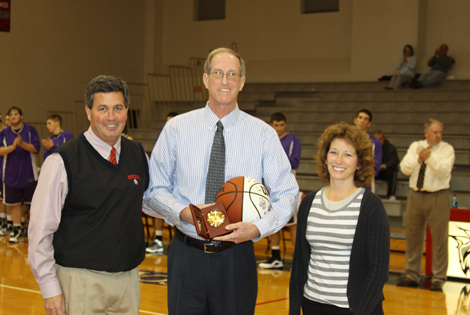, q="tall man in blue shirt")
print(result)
[144,48,299,315]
